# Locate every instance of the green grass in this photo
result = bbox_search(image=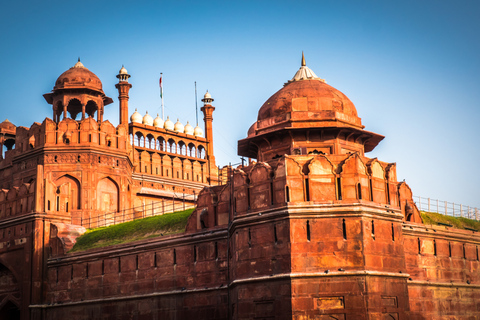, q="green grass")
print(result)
[420,211,480,231]
[70,208,194,253]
